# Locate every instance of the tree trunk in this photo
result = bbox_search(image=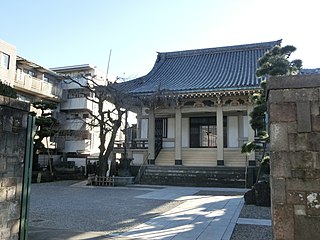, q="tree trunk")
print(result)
[97,100,108,176]
[97,155,108,176]
[97,133,108,176]
[32,150,39,171]
[105,112,123,177]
